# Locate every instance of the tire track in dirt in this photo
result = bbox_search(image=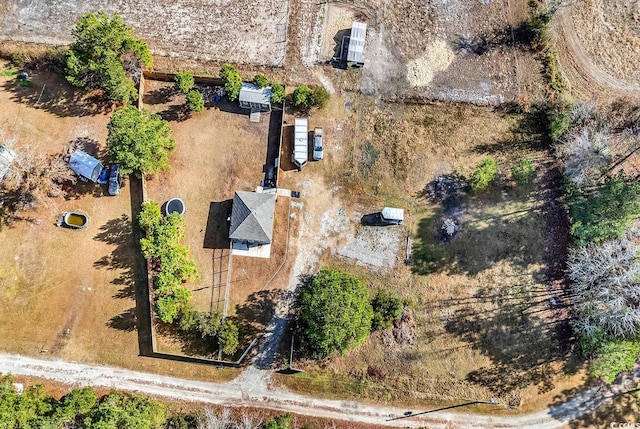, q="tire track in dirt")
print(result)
[555,6,640,98]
